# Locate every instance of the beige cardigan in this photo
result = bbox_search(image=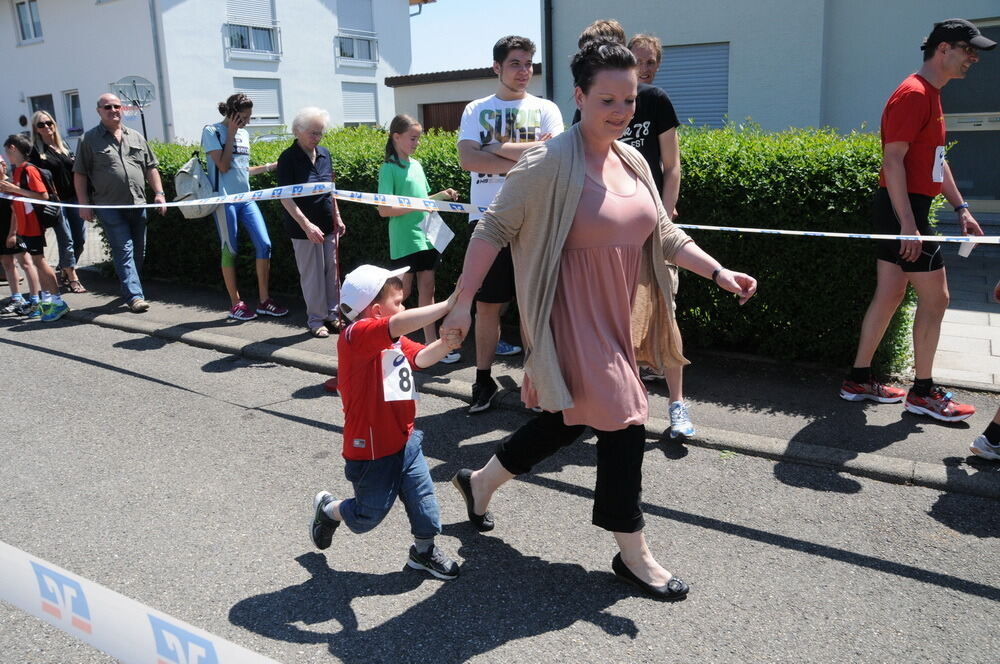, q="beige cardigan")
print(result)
[471,123,693,412]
